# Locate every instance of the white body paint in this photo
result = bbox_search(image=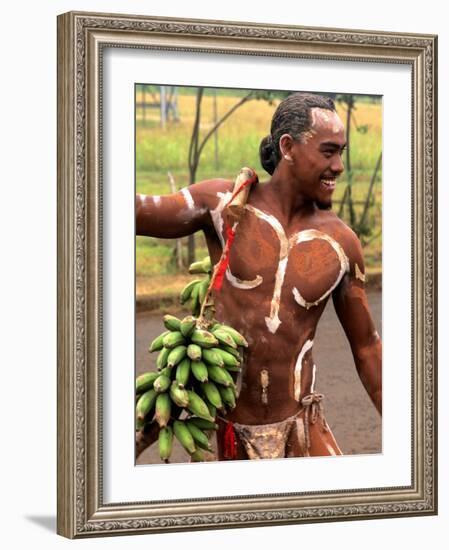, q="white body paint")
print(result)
[294,339,314,401]
[311,364,316,393]
[355,262,366,282]
[291,229,350,310]
[153,195,161,207]
[181,187,195,210]
[211,192,264,289]
[212,199,349,334]
[210,191,232,247]
[244,206,349,332]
